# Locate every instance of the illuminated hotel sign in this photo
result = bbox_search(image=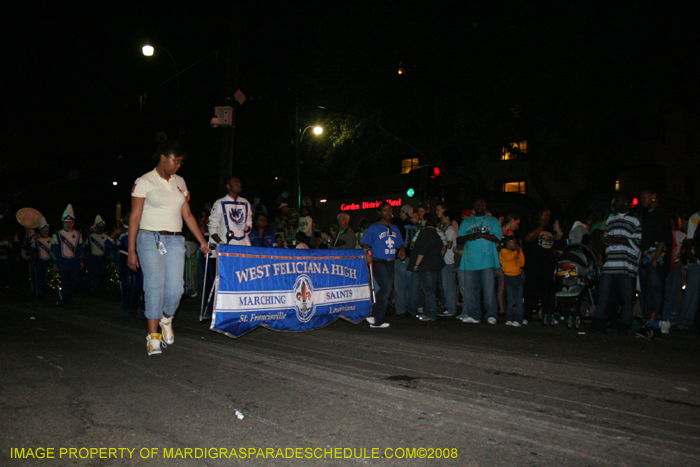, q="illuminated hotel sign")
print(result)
[340,198,402,211]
